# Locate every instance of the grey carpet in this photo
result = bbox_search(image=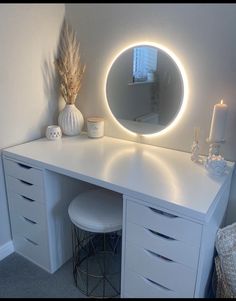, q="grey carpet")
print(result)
[0,253,86,298]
